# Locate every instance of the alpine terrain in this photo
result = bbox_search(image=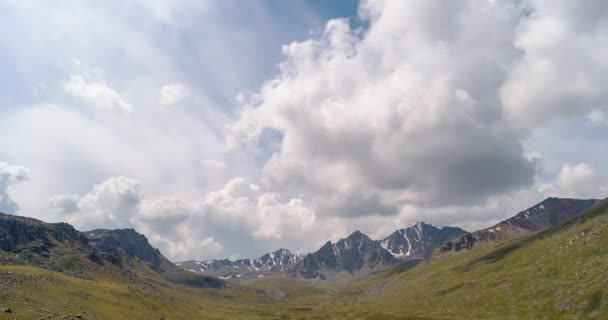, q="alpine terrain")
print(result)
[0,197,607,319]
